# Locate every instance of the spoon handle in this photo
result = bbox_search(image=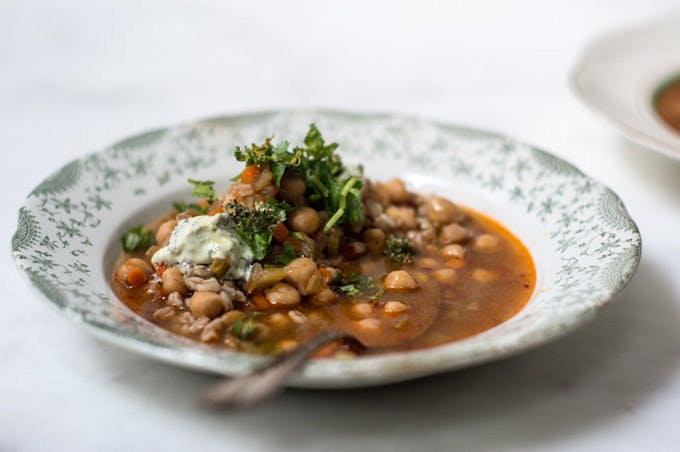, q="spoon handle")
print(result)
[200,330,350,409]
